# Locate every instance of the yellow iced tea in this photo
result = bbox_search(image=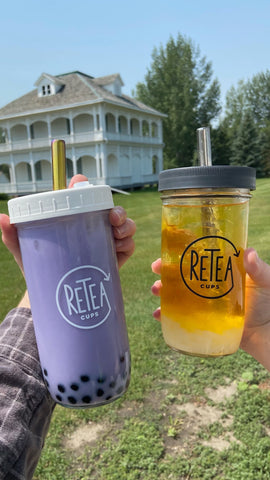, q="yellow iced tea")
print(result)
[160,200,249,356]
